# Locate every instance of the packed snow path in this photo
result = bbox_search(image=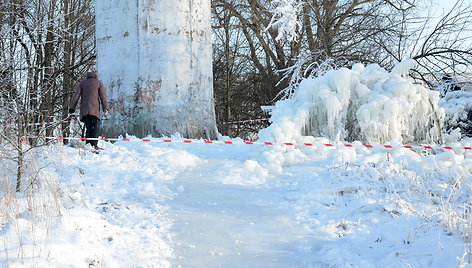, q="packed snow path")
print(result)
[62,141,326,267]
[168,159,319,267]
